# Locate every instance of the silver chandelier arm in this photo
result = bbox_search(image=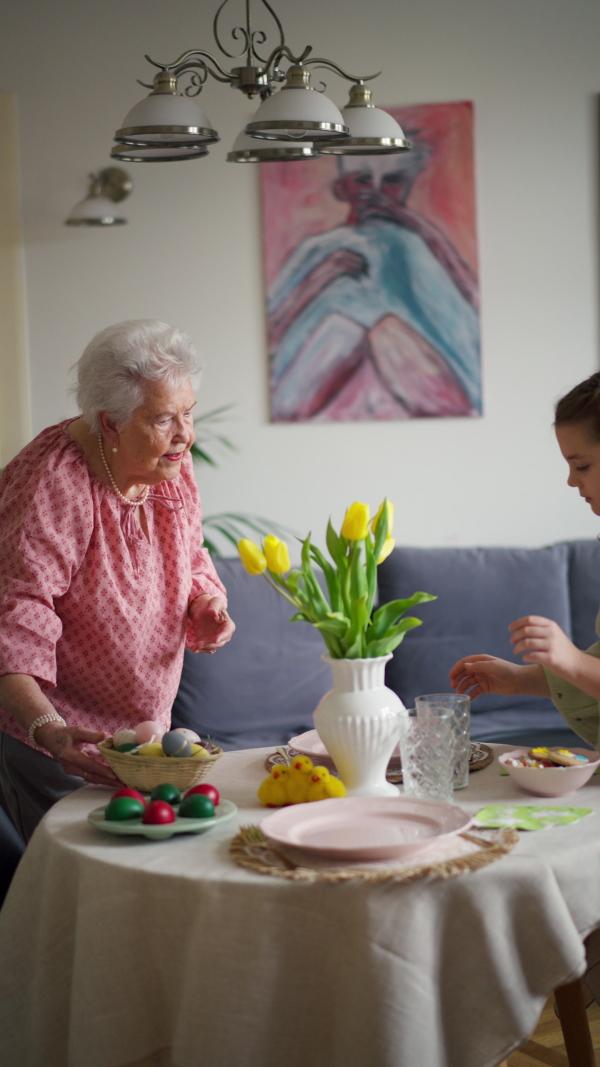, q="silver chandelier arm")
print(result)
[303,57,382,84]
[143,50,236,83]
[213,0,285,64]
